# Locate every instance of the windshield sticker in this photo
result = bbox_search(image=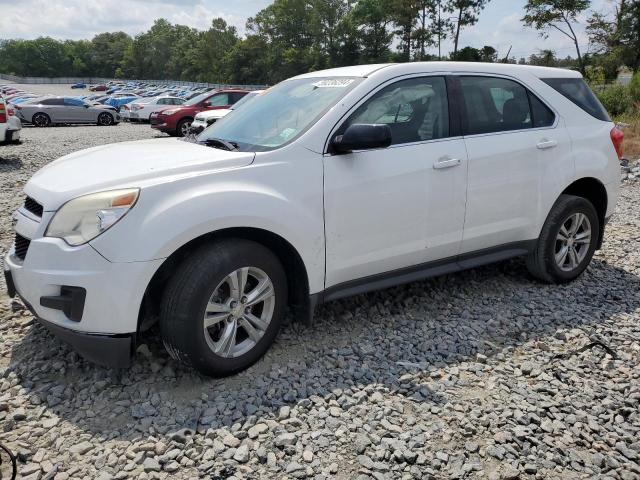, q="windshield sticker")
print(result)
[312,79,355,88]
